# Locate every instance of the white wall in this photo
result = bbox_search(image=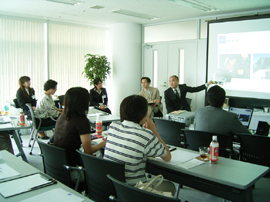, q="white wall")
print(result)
[110,23,142,116]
